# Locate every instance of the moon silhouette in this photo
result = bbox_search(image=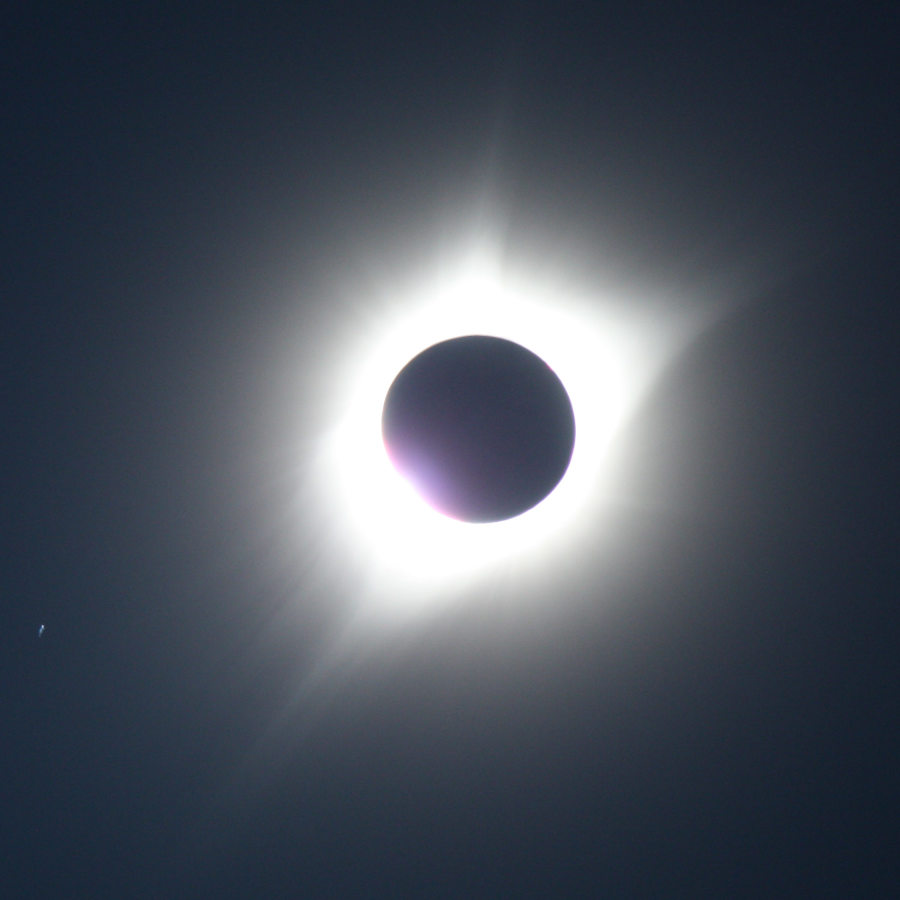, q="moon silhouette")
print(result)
[381,335,576,523]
